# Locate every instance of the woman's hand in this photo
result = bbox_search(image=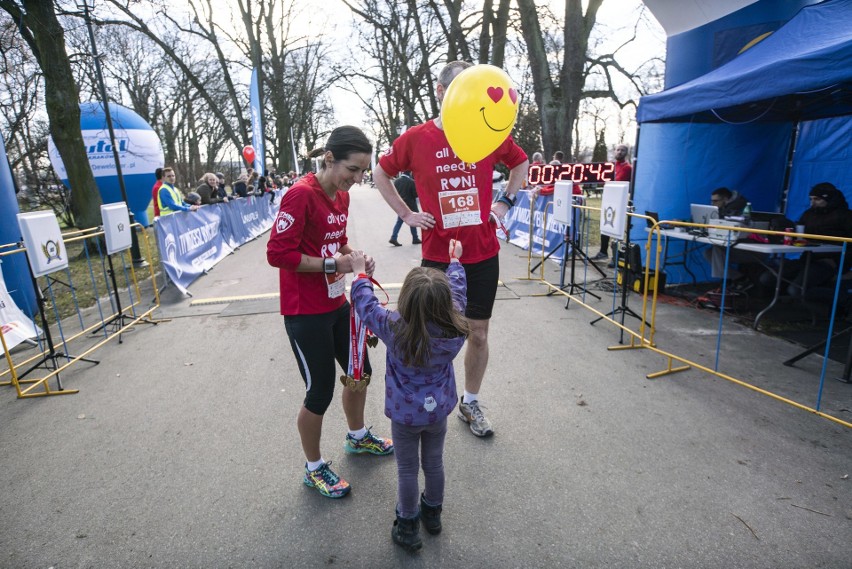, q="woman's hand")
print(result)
[349,250,366,275]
